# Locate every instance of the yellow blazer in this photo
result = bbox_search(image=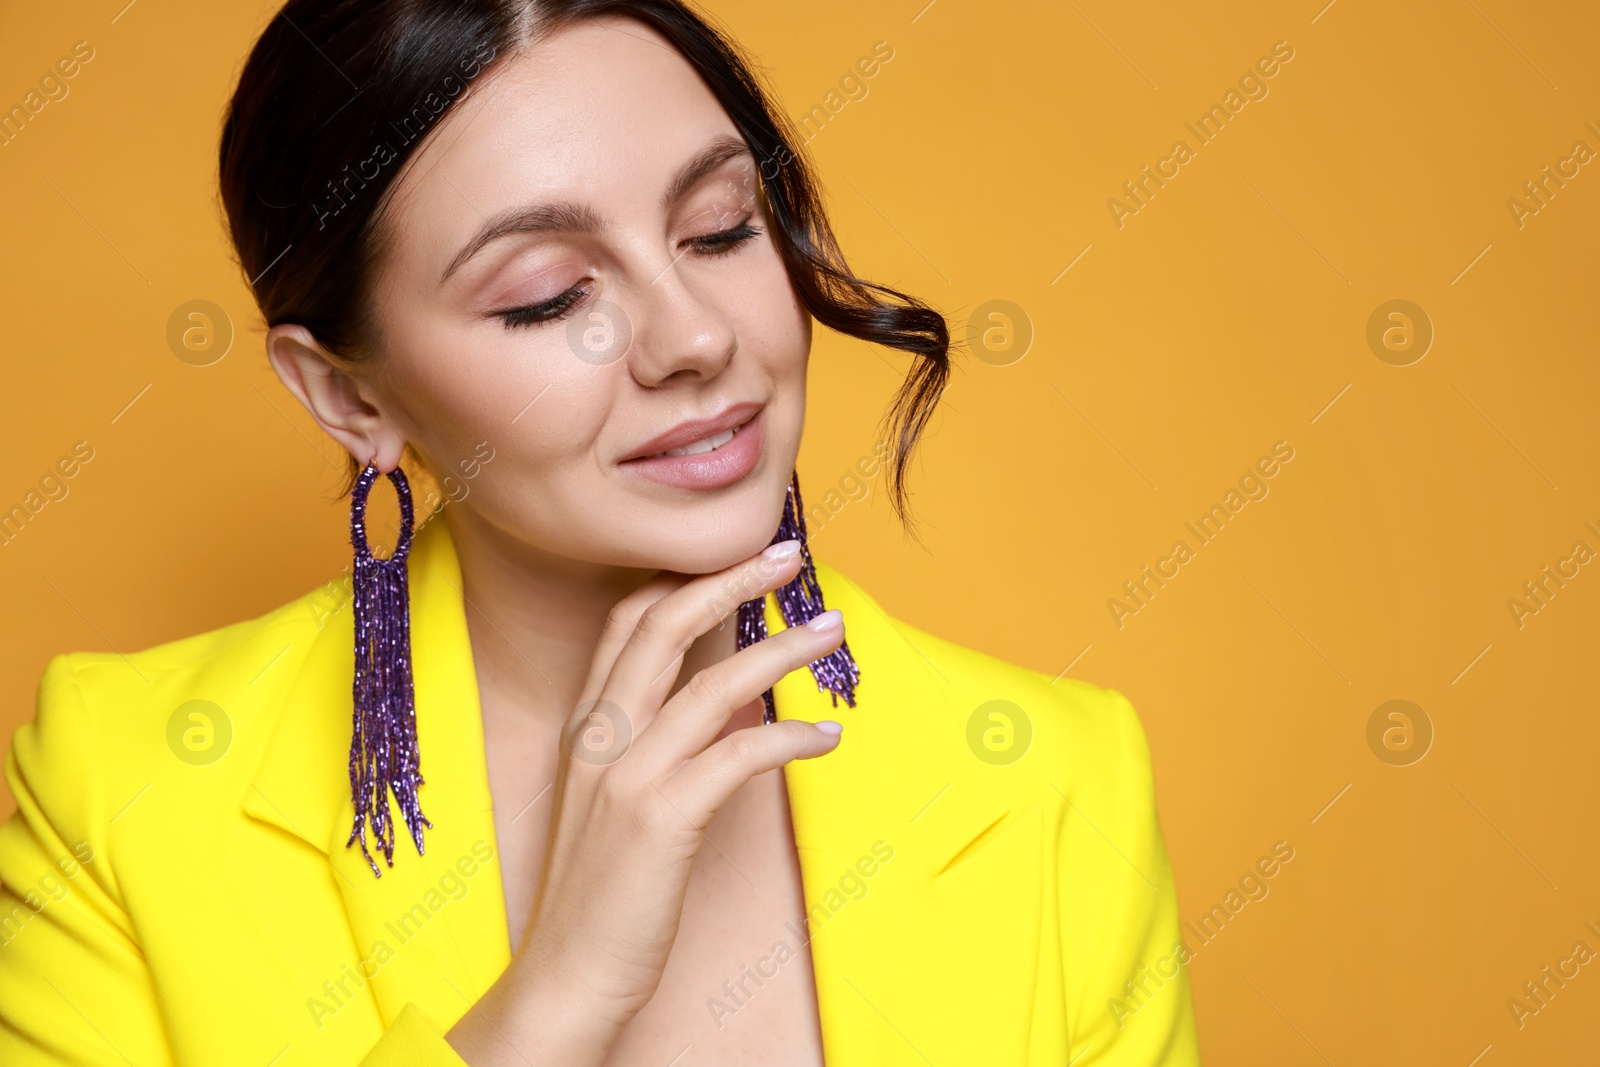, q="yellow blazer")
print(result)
[0,515,1200,1065]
